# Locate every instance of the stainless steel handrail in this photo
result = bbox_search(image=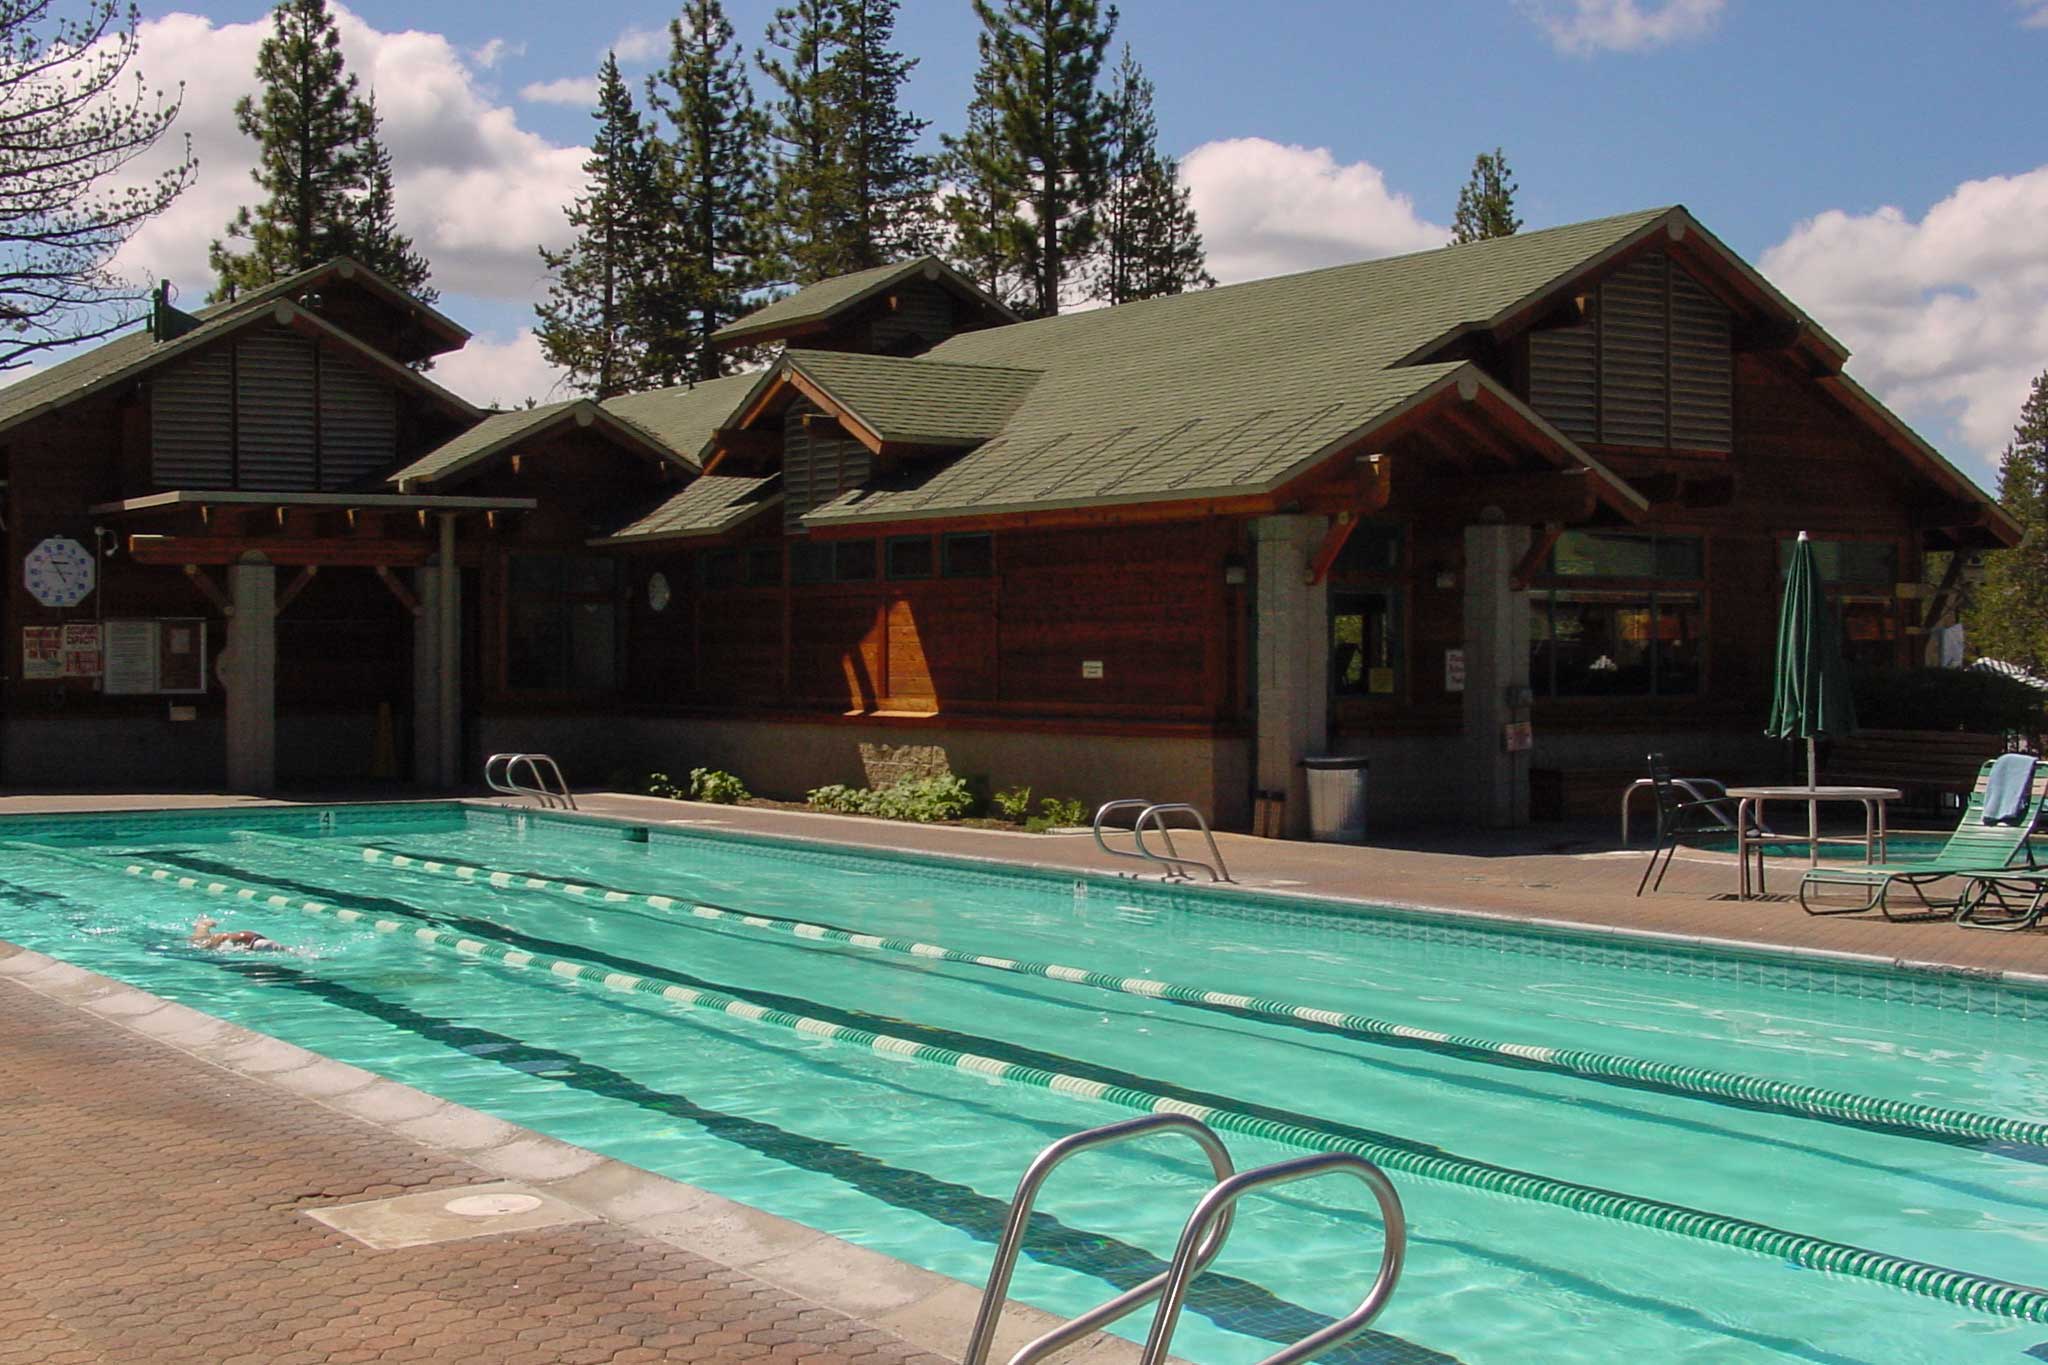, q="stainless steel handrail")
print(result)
[484,752,577,810]
[1138,1153,1406,1365]
[1092,800,1159,874]
[1133,803,1232,883]
[962,1114,1236,1365]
